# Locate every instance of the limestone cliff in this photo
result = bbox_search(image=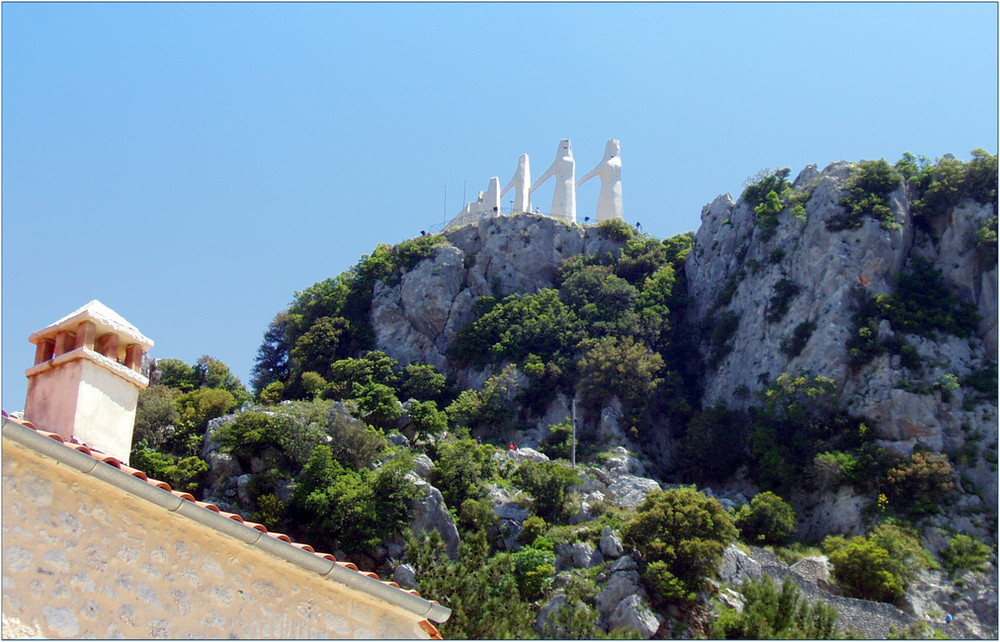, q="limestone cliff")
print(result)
[686,161,997,502]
